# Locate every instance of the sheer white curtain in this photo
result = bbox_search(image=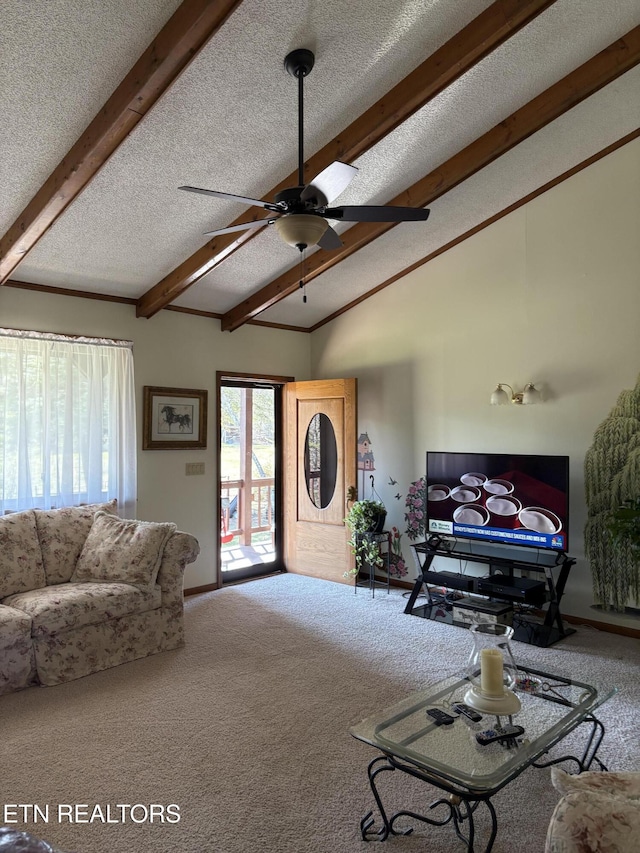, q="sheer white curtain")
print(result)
[0,329,136,517]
